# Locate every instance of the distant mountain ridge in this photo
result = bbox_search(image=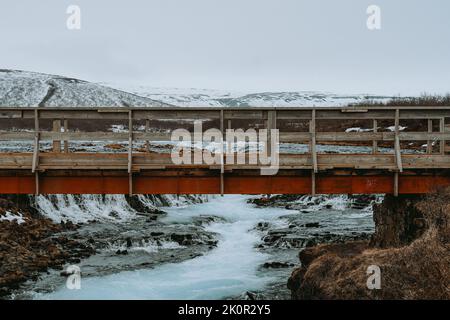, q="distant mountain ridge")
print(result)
[110,85,395,107]
[0,69,394,108]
